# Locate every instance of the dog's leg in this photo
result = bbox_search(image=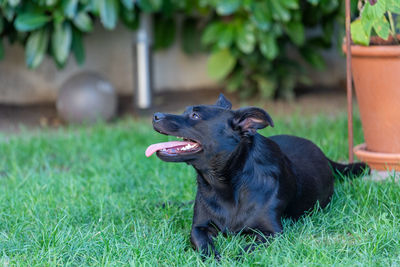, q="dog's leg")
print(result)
[190,225,220,260]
